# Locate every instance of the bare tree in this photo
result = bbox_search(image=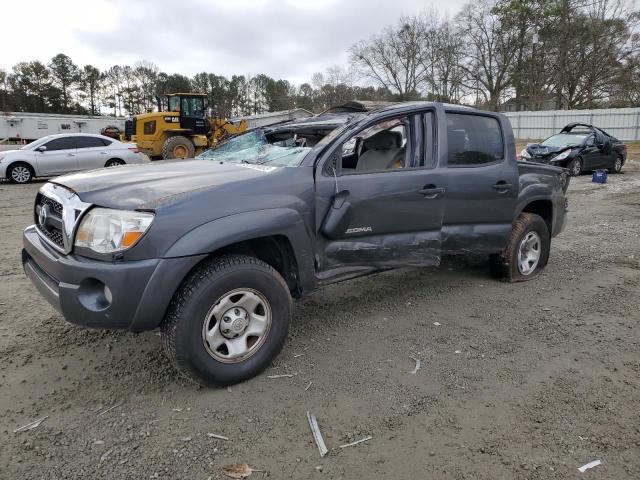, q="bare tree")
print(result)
[350,15,429,99]
[456,0,520,110]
